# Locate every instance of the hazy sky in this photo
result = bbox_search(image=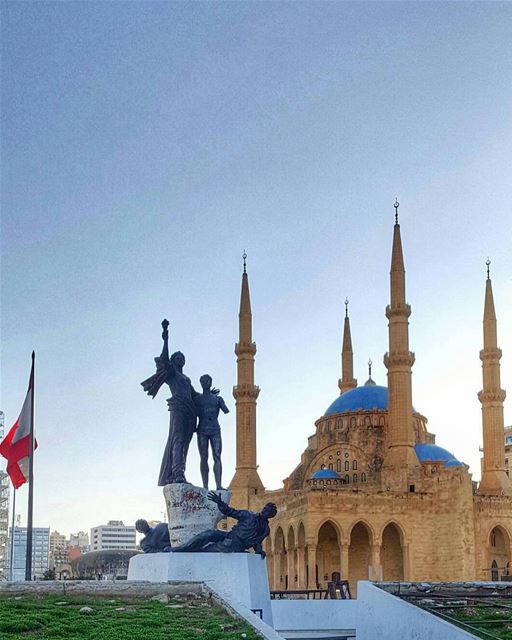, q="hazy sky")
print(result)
[1,1,511,537]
